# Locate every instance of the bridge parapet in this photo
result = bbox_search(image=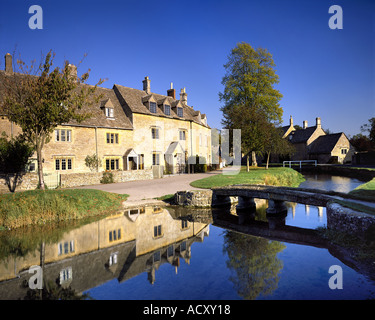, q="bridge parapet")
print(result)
[212,184,335,207]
